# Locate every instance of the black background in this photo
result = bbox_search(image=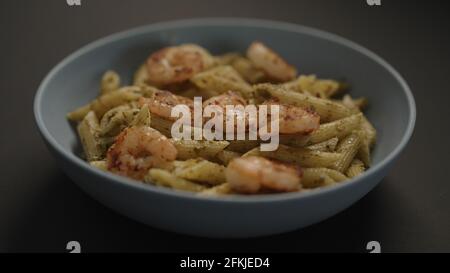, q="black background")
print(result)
[1,0,449,252]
